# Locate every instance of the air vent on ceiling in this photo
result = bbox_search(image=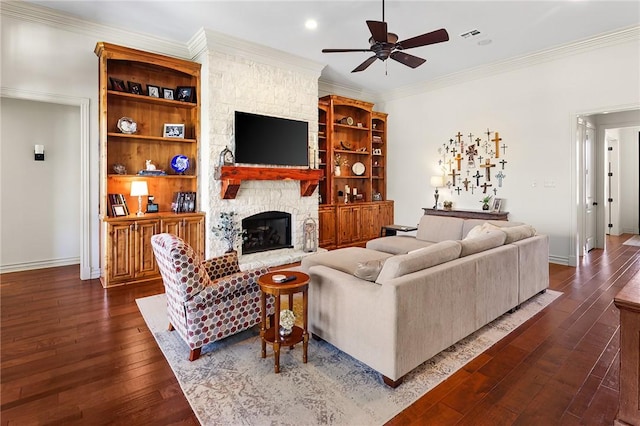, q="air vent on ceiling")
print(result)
[460,29,481,39]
